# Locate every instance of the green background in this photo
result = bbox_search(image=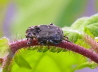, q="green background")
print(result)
[0,0,98,72]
